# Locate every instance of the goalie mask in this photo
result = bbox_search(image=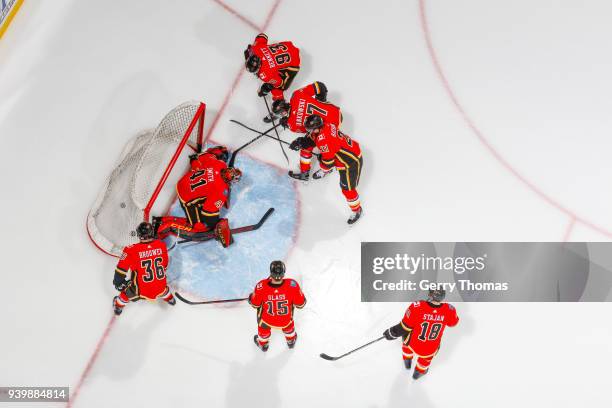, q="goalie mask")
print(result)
[136,222,155,240]
[428,289,446,303]
[220,167,242,184]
